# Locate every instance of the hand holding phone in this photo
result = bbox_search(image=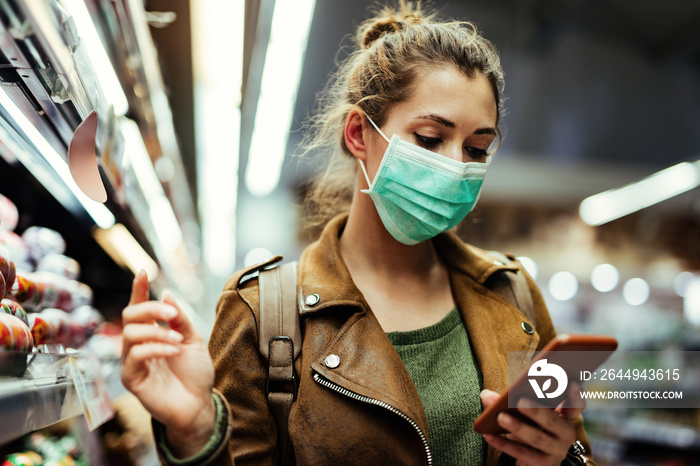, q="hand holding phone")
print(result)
[474,333,618,435]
